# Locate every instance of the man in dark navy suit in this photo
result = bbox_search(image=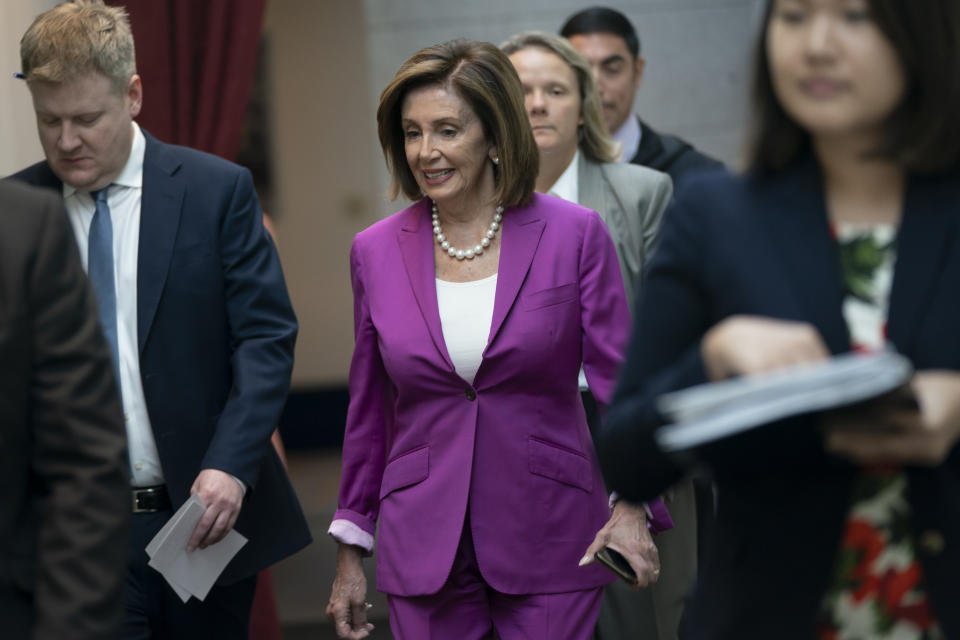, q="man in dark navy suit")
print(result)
[12,2,310,637]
